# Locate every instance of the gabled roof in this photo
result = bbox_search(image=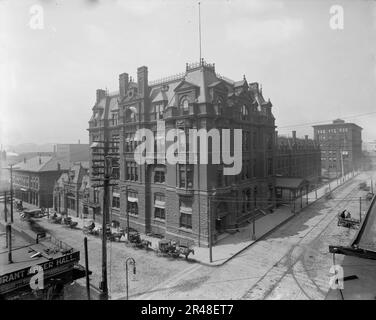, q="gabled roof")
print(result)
[173,80,199,92]
[13,156,70,173]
